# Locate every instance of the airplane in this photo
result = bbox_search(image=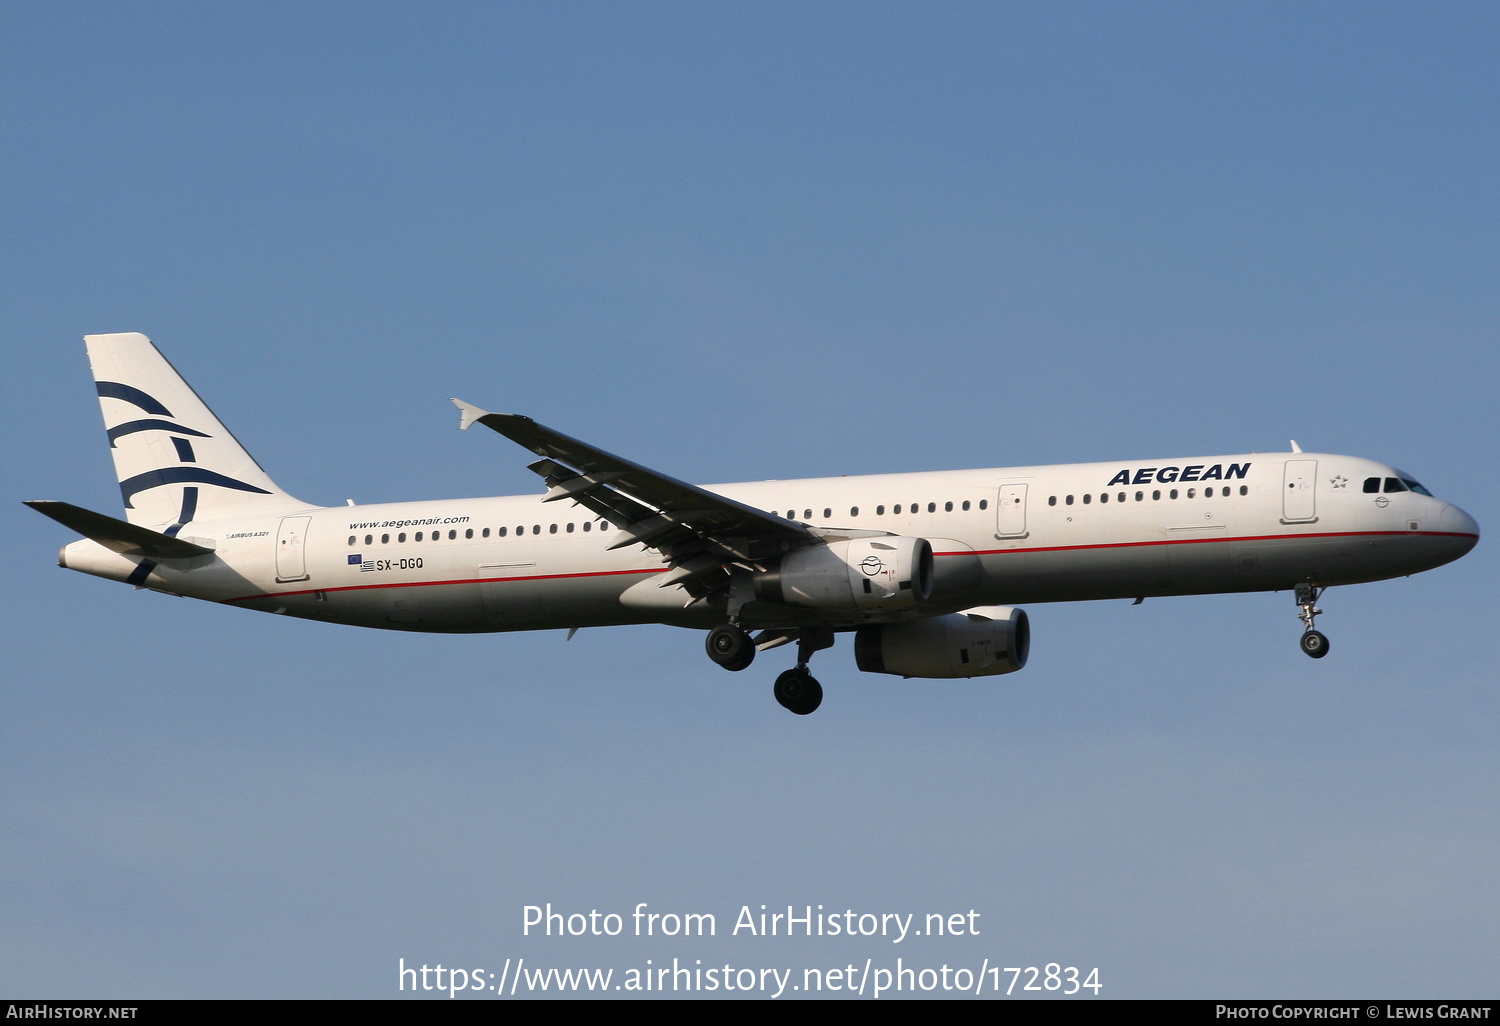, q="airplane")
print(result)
[28,332,1480,715]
